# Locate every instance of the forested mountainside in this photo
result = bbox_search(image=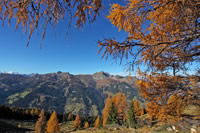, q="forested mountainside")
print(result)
[0,71,139,116]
